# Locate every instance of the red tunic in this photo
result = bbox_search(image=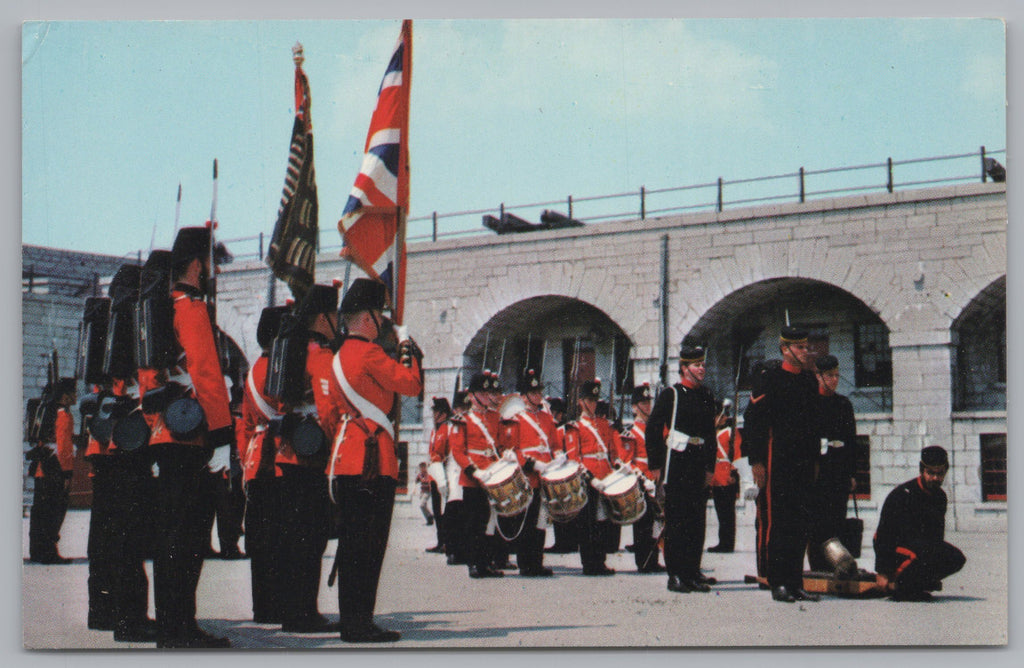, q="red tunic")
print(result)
[623,419,655,481]
[428,421,452,465]
[140,287,232,447]
[324,336,422,480]
[711,427,742,487]
[563,415,624,481]
[503,408,557,489]
[449,409,502,488]
[276,339,334,469]
[36,408,74,479]
[239,354,284,481]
